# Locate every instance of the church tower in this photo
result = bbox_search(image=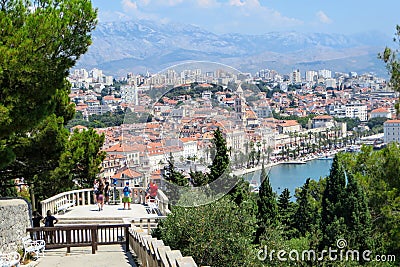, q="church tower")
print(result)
[234,83,246,126]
